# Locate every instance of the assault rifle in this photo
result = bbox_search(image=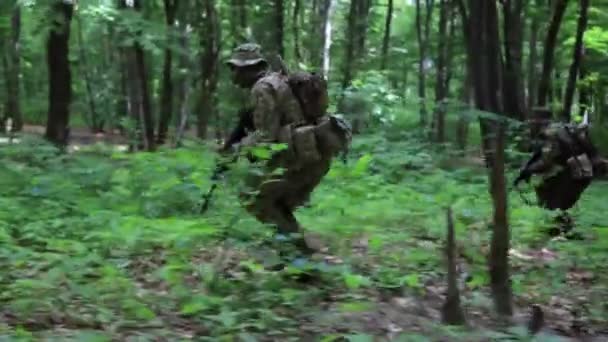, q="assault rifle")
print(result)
[199,108,254,214]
